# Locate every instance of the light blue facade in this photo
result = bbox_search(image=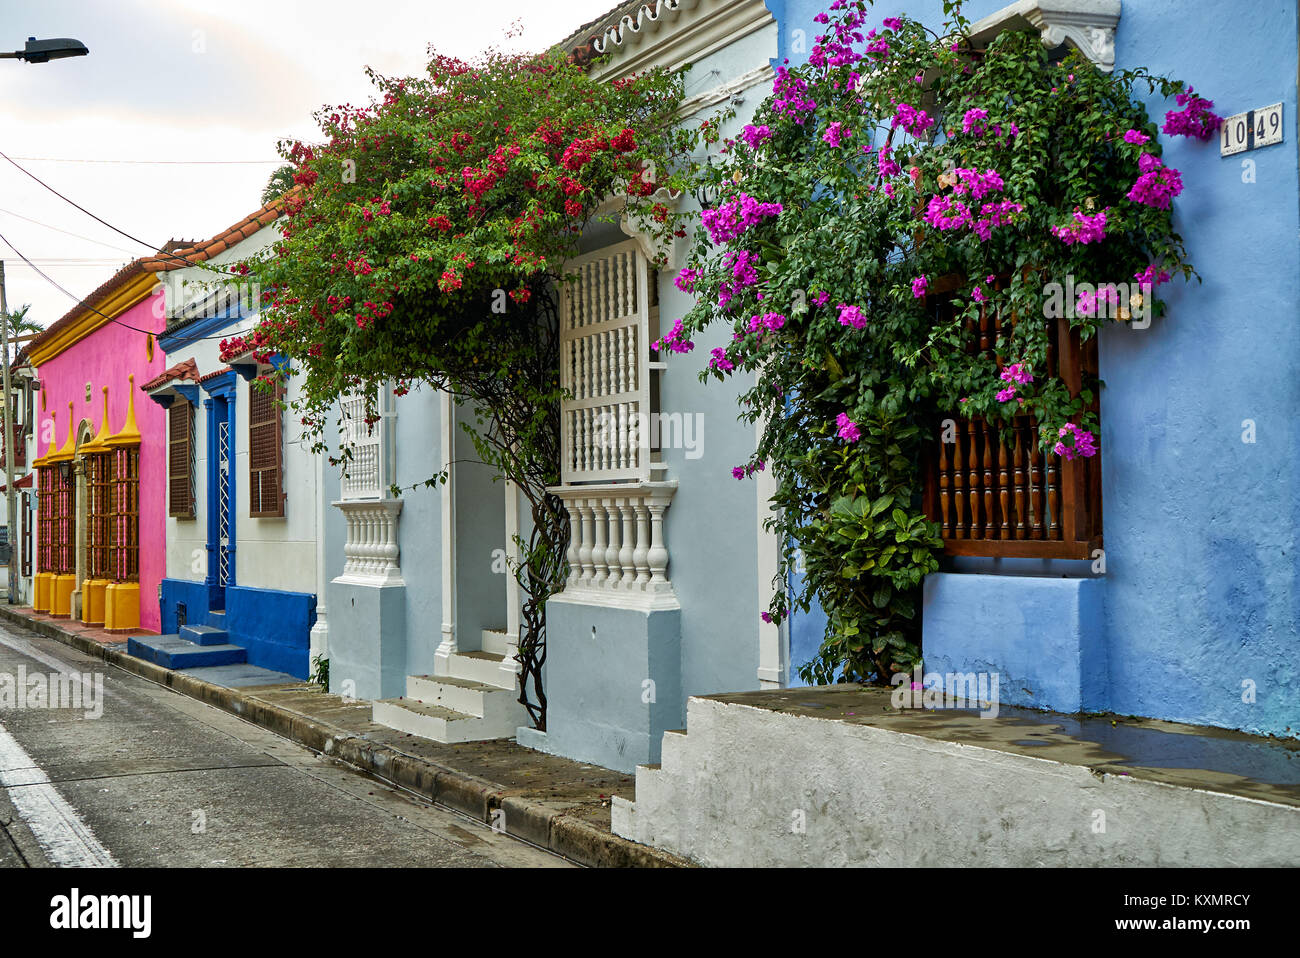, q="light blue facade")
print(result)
[775,0,1300,738]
